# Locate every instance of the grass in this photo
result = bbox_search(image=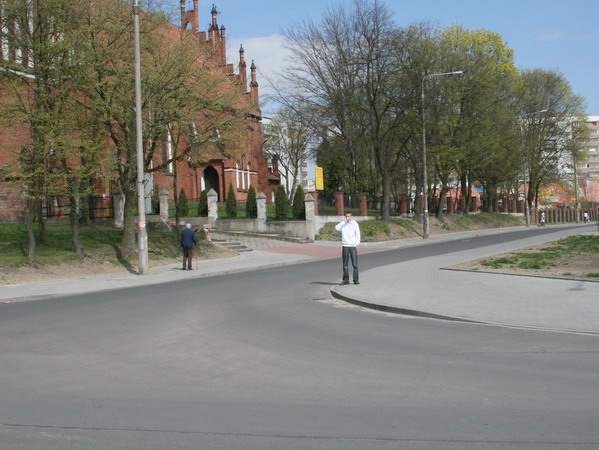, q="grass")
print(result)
[478,235,599,276]
[0,223,182,267]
